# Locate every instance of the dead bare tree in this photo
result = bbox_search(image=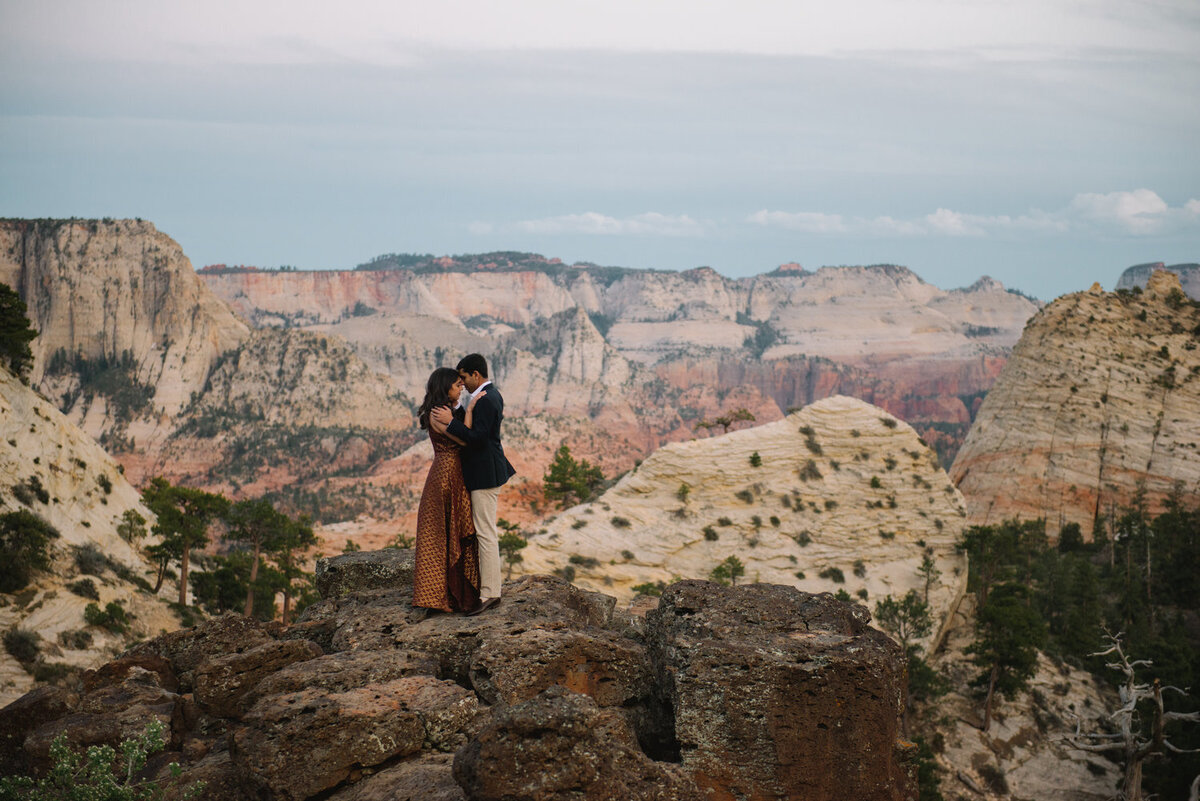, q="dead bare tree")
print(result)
[1062,631,1200,801]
